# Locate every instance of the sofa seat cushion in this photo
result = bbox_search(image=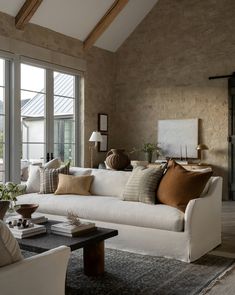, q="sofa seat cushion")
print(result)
[17,193,184,232]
